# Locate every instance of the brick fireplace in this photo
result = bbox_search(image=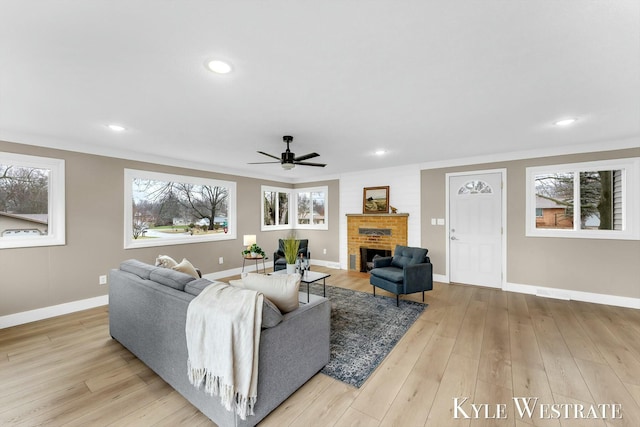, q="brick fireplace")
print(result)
[346,213,409,271]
